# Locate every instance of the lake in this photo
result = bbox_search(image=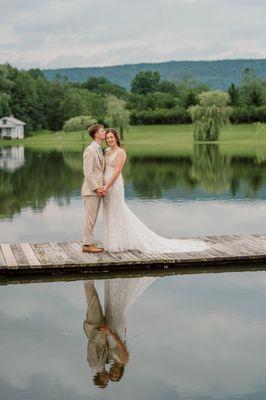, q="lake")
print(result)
[1,143,266,399]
